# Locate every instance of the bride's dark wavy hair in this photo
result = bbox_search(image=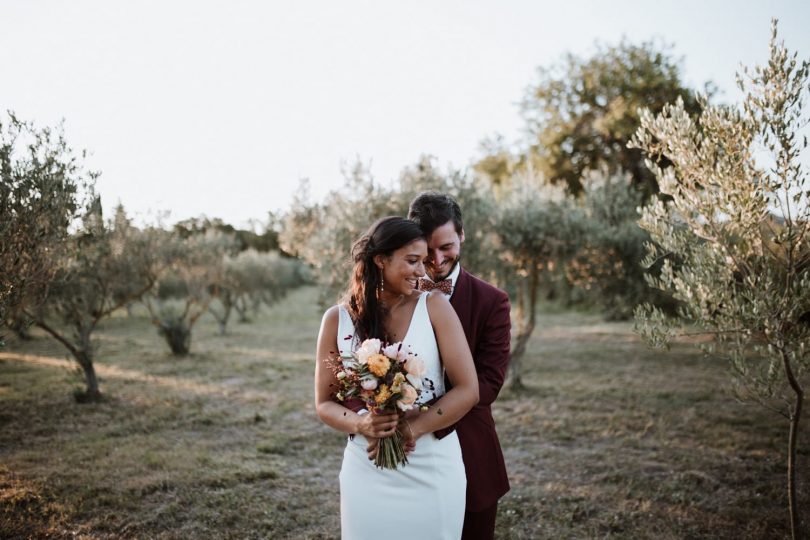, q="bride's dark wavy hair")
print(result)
[344,216,425,342]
